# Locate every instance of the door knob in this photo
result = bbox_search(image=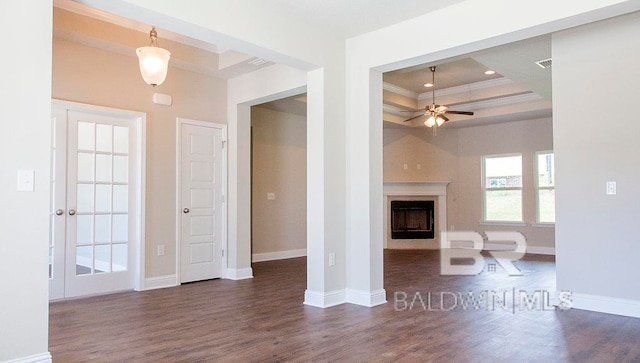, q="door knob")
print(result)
[183,208,190,214]
[68,209,76,216]
[56,209,64,216]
